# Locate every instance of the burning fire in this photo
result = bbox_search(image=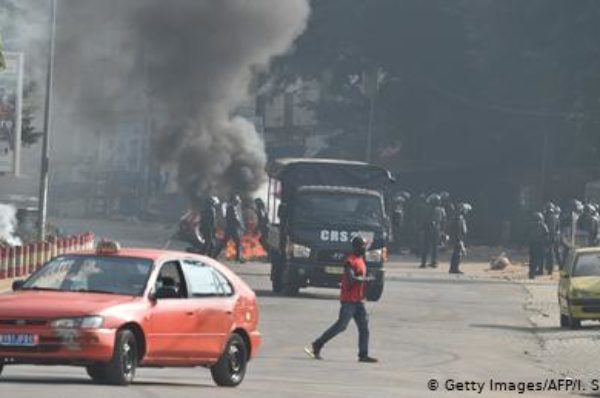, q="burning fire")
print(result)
[218,219,267,261]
